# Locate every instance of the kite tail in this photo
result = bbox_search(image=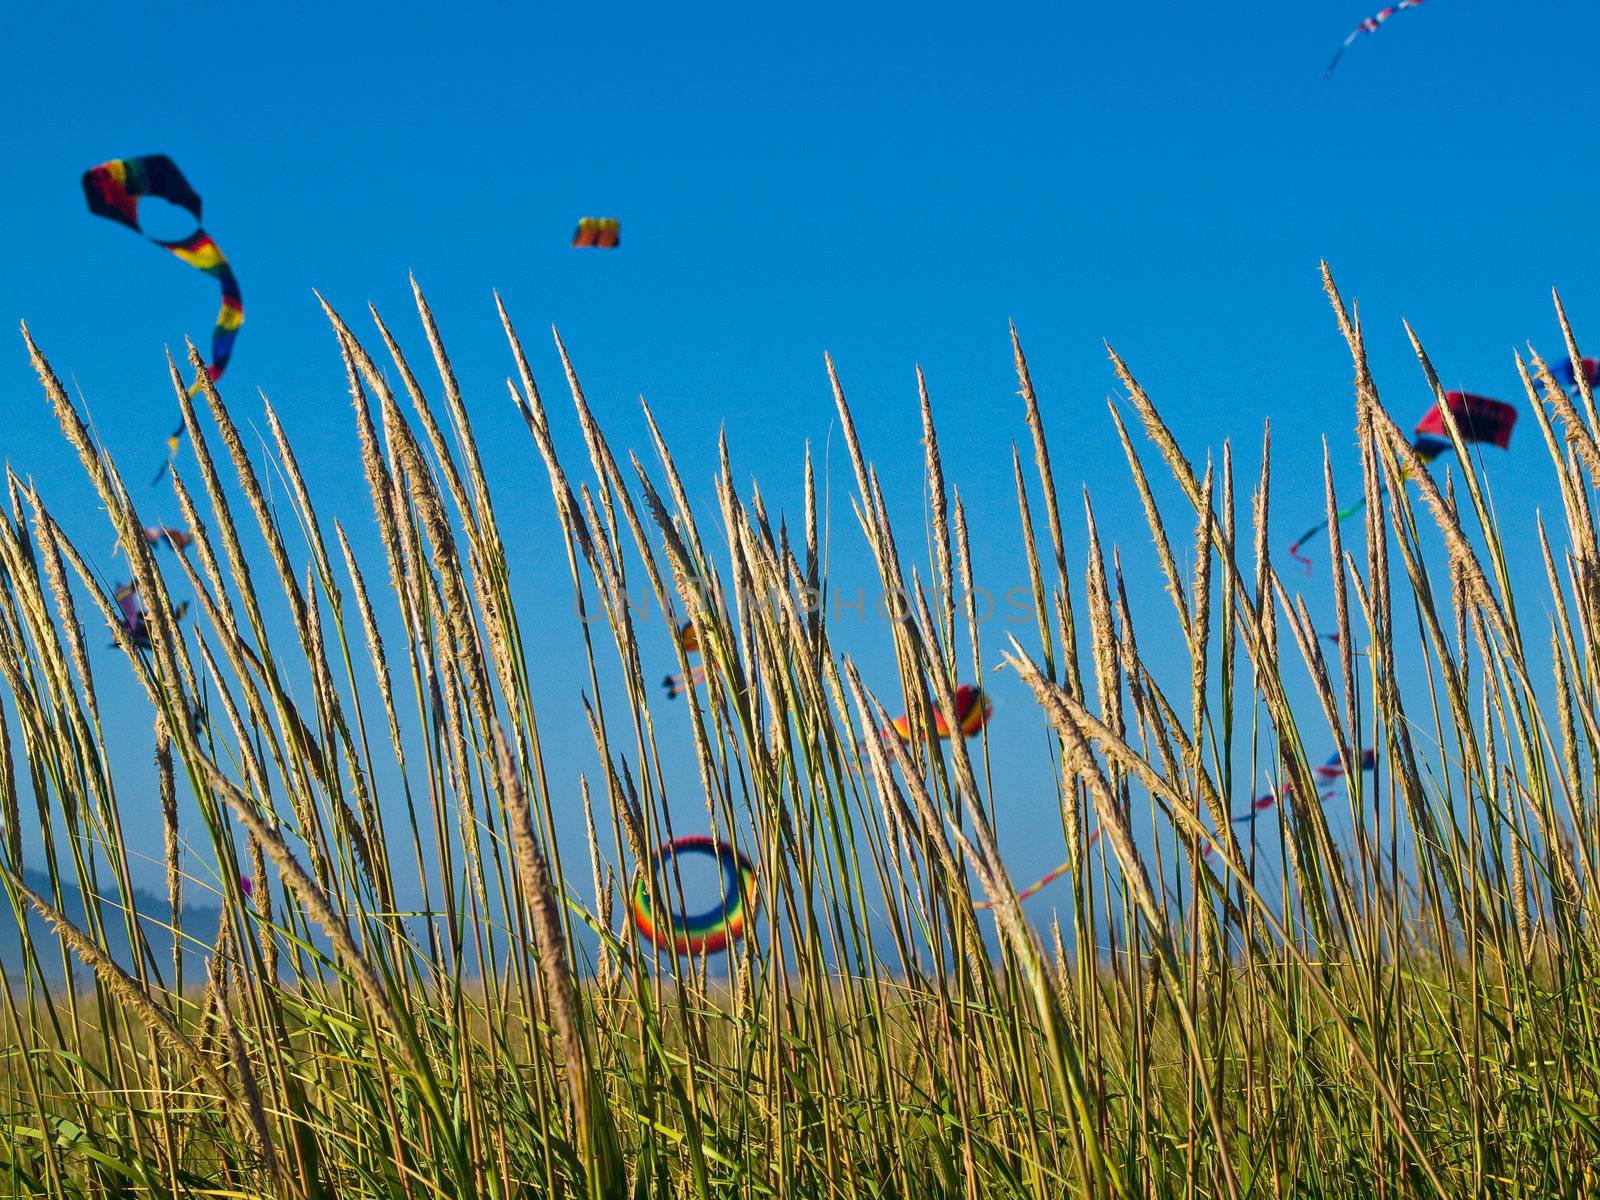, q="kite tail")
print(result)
[208,261,243,381]
[1324,27,1361,79]
[975,828,1101,910]
[159,233,242,484]
[1203,790,1335,859]
[1288,532,1318,575]
[1286,496,1369,576]
[662,664,707,698]
[151,420,185,486]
